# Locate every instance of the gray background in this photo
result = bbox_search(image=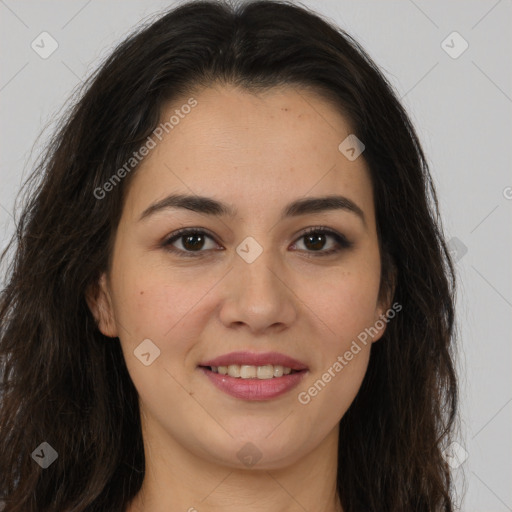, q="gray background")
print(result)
[1,1,511,510]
